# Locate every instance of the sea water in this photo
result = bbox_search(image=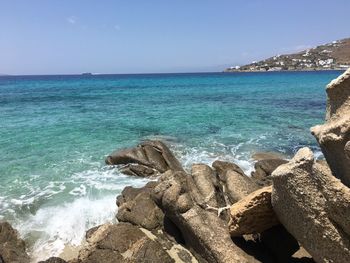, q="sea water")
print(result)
[0,71,342,260]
